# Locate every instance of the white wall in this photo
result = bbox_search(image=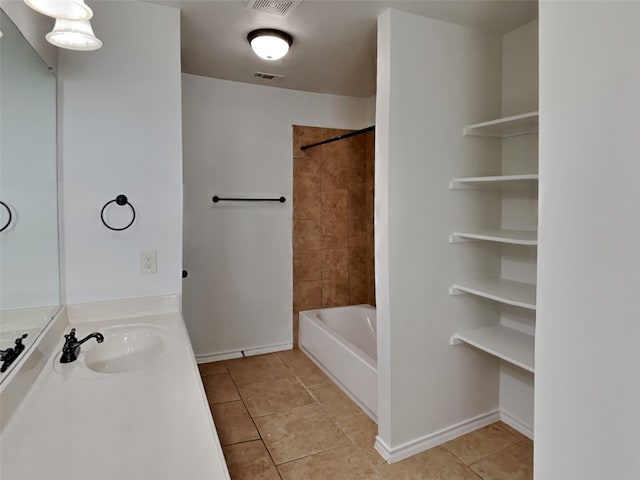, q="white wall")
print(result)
[0,0,57,70]
[0,9,58,310]
[59,1,183,305]
[376,9,503,454]
[181,74,369,359]
[499,19,538,436]
[365,94,376,126]
[536,2,640,478]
